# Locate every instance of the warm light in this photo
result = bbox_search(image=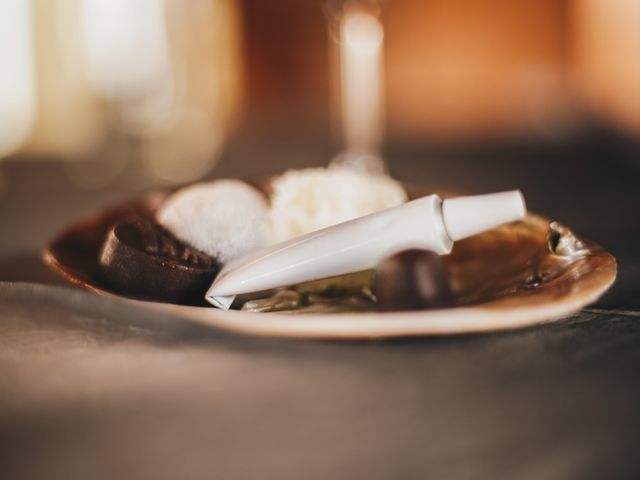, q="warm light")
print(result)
[81,0,174,133]
[0,0,36,159]
[573,0,640,135]
[344,11,384,54]
[340,9,385,157]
